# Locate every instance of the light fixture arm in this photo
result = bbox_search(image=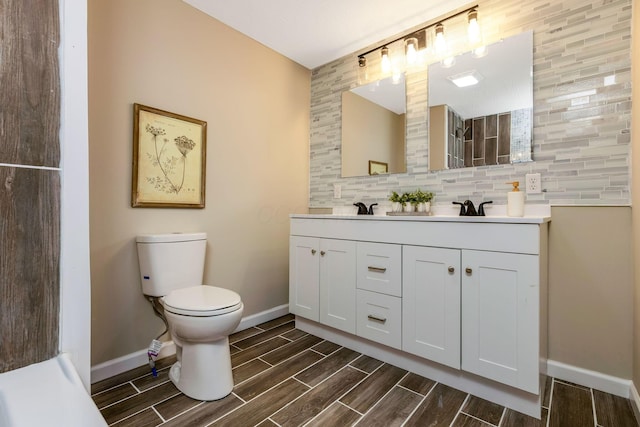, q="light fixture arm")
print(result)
[357,4,479,61]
